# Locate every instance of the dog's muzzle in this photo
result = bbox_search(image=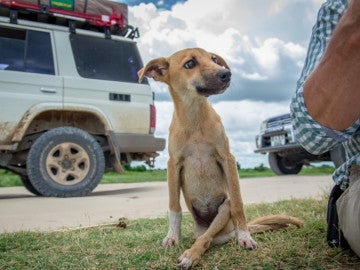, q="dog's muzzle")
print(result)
[217,69,231,84]
[196,69,232,96]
